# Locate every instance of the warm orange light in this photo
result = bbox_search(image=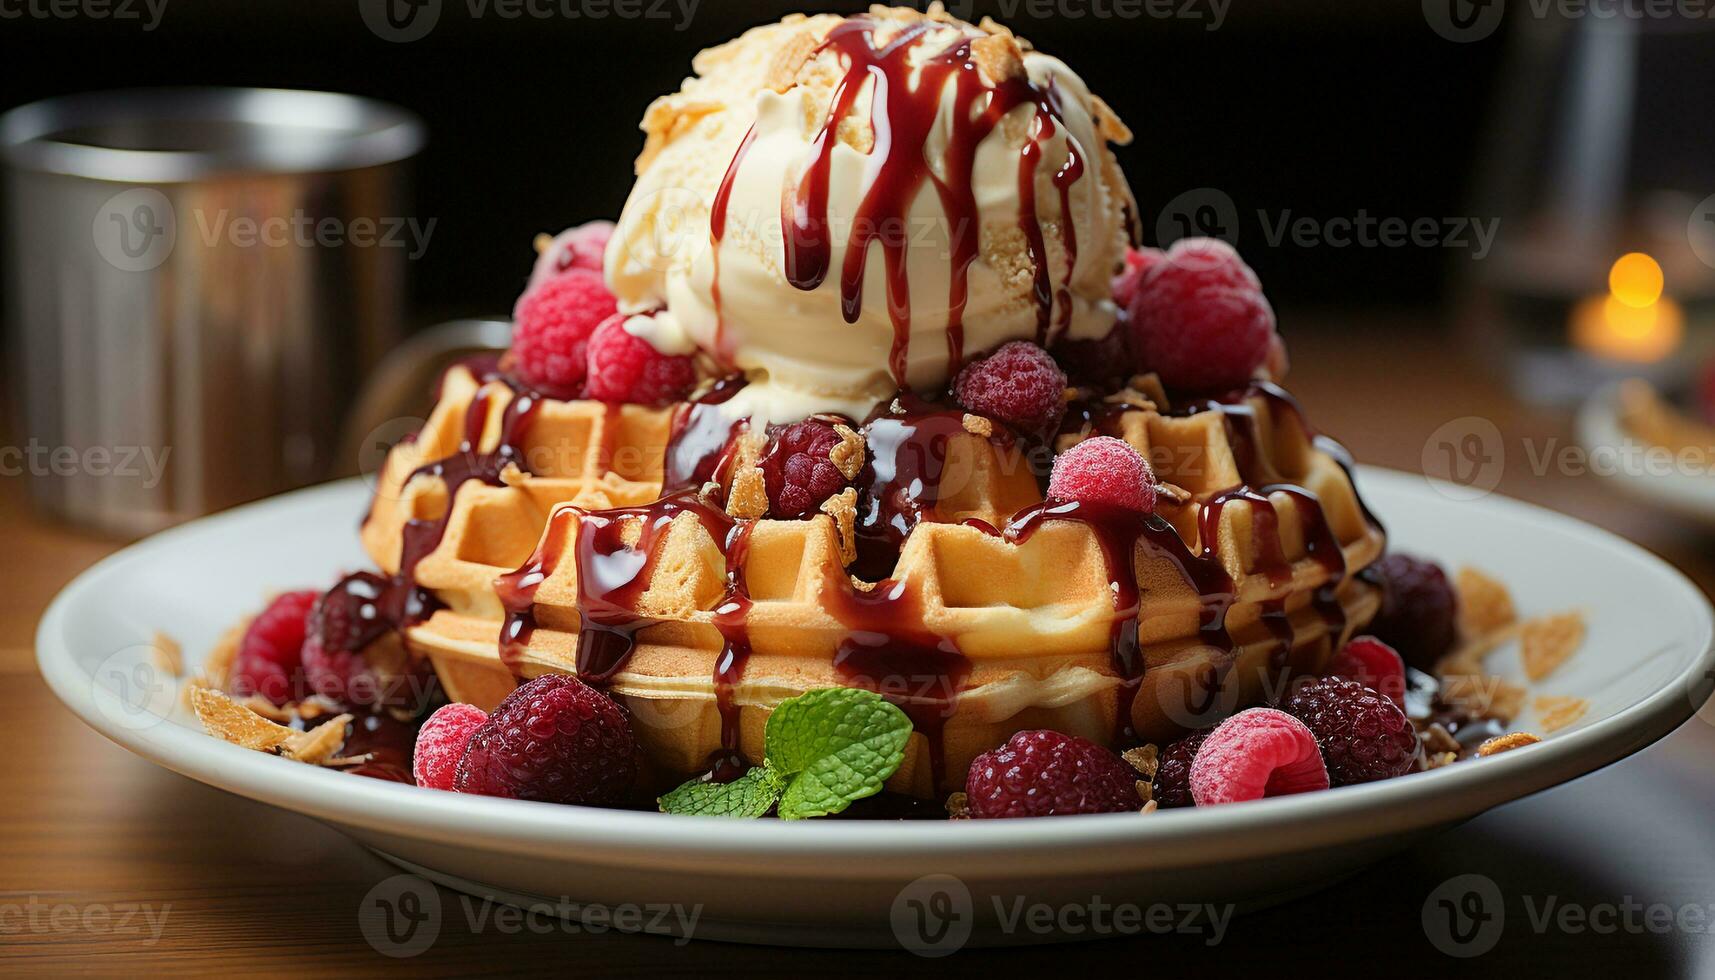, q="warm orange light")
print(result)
[1609,252,1664,308]
[1571,294,1683,363]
